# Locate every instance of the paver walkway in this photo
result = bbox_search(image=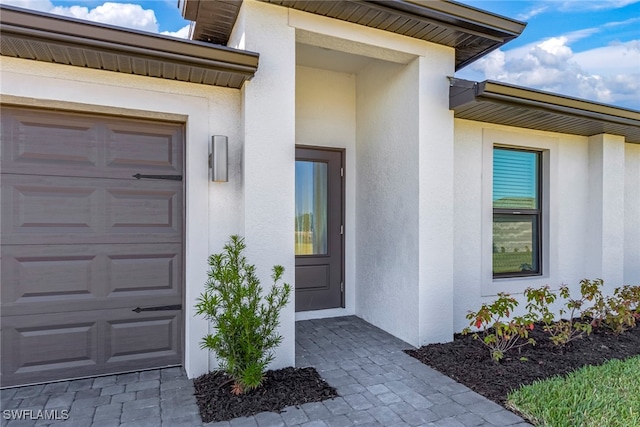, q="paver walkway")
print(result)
[1,316,531,426]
